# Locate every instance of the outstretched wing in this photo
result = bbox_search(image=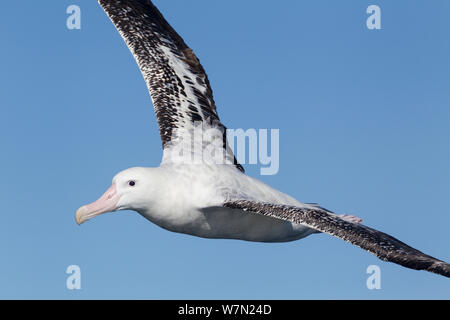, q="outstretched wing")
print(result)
[224,200,450,278]
[98,0,244,172]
